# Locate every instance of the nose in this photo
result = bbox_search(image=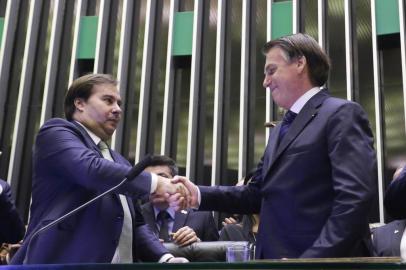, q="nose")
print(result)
[263,75,271,88]
[112,103,122,115]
